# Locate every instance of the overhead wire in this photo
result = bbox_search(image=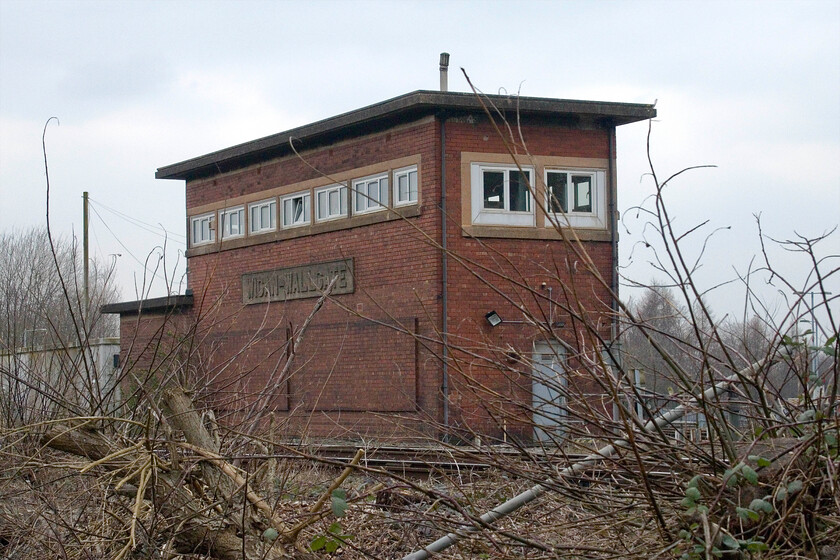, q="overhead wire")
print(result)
[88,197,186,242]
[87,204,175,287]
